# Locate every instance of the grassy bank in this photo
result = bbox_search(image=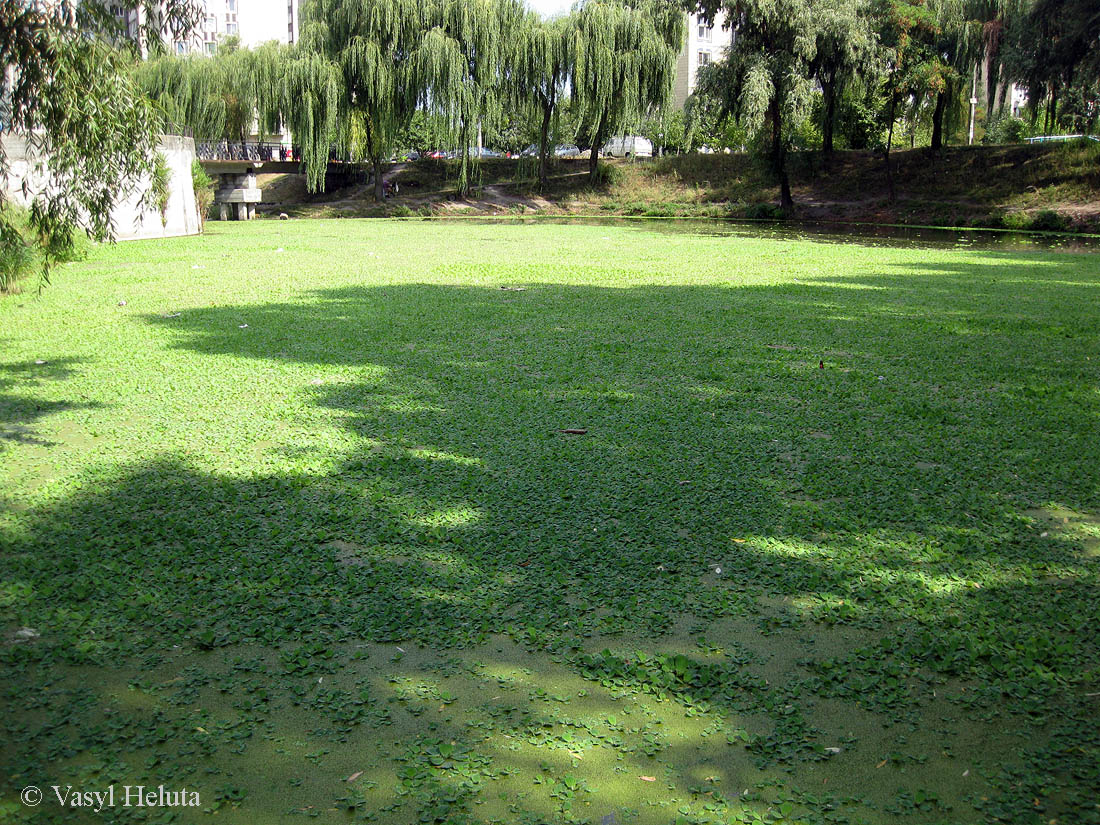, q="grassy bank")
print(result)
[257,142,1100,233]
[2,220,1099,824]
